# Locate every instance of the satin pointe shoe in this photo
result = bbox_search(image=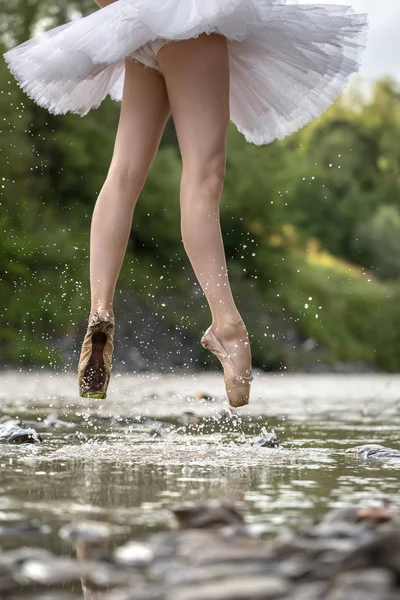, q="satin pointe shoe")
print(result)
[200,325,253,408]
[78,311,115,399]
